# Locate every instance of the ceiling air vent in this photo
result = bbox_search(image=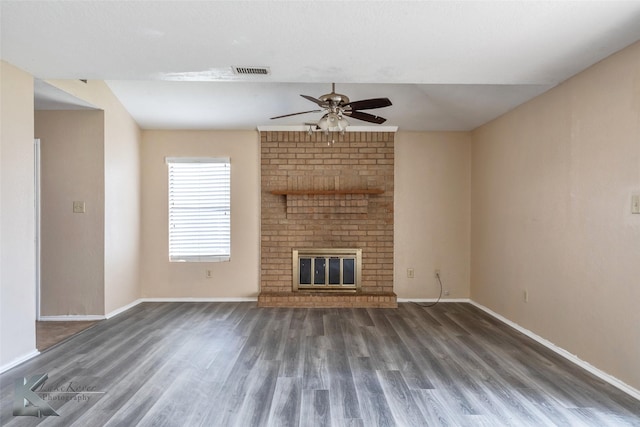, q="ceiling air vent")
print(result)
[233,66,270,76]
